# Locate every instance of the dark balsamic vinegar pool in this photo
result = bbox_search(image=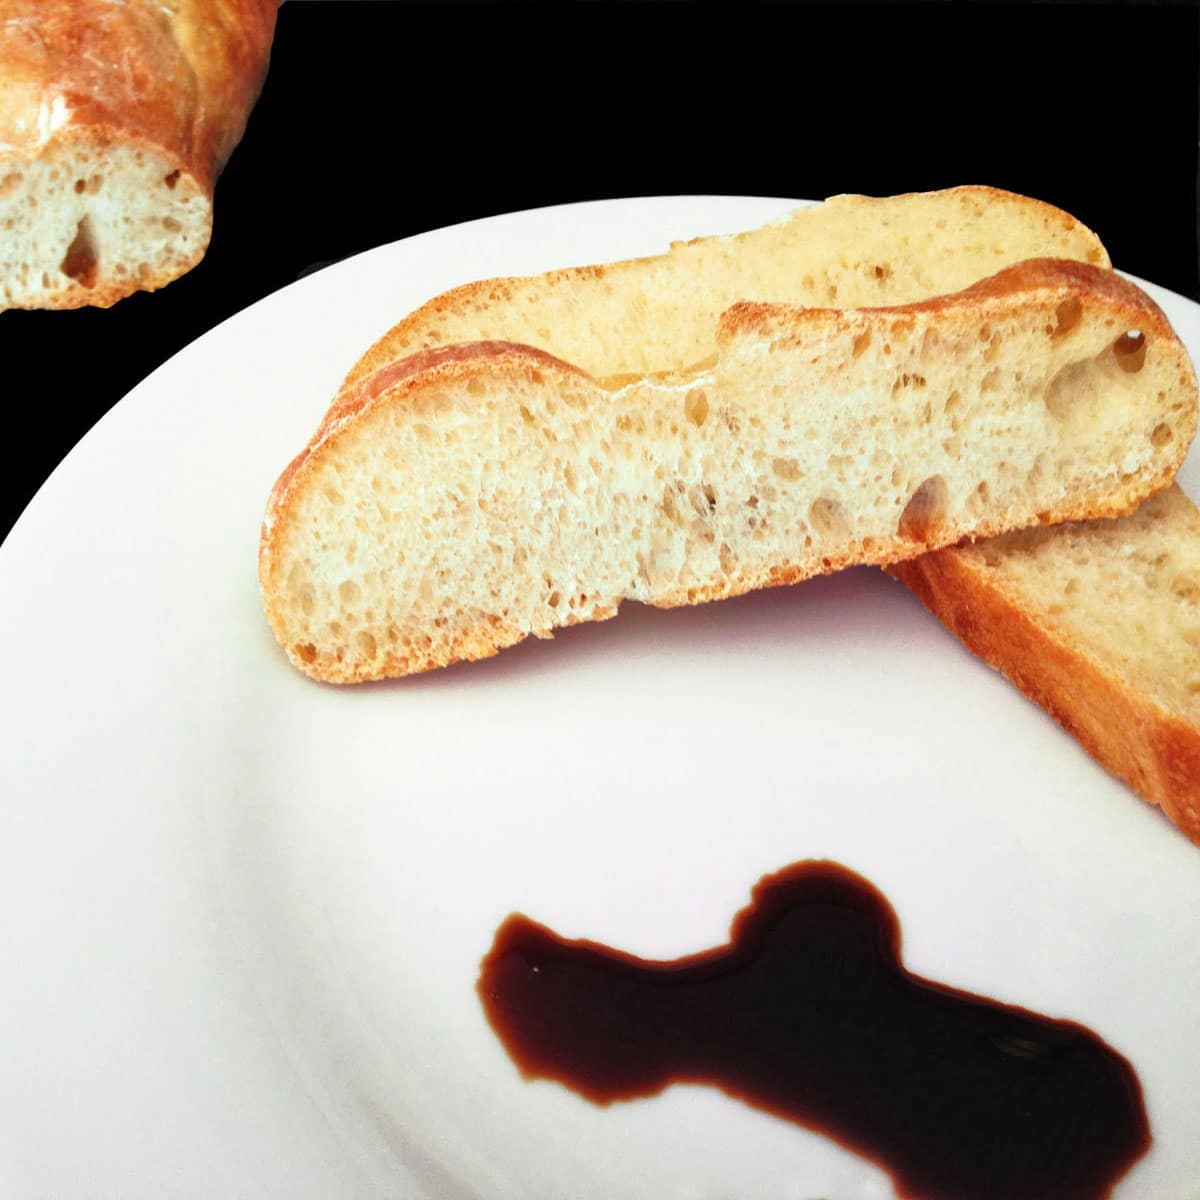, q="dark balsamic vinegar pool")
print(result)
[478,860,1149,1200]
